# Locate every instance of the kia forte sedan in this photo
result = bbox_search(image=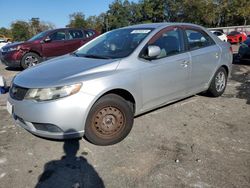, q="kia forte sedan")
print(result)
[7,23,233,145]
